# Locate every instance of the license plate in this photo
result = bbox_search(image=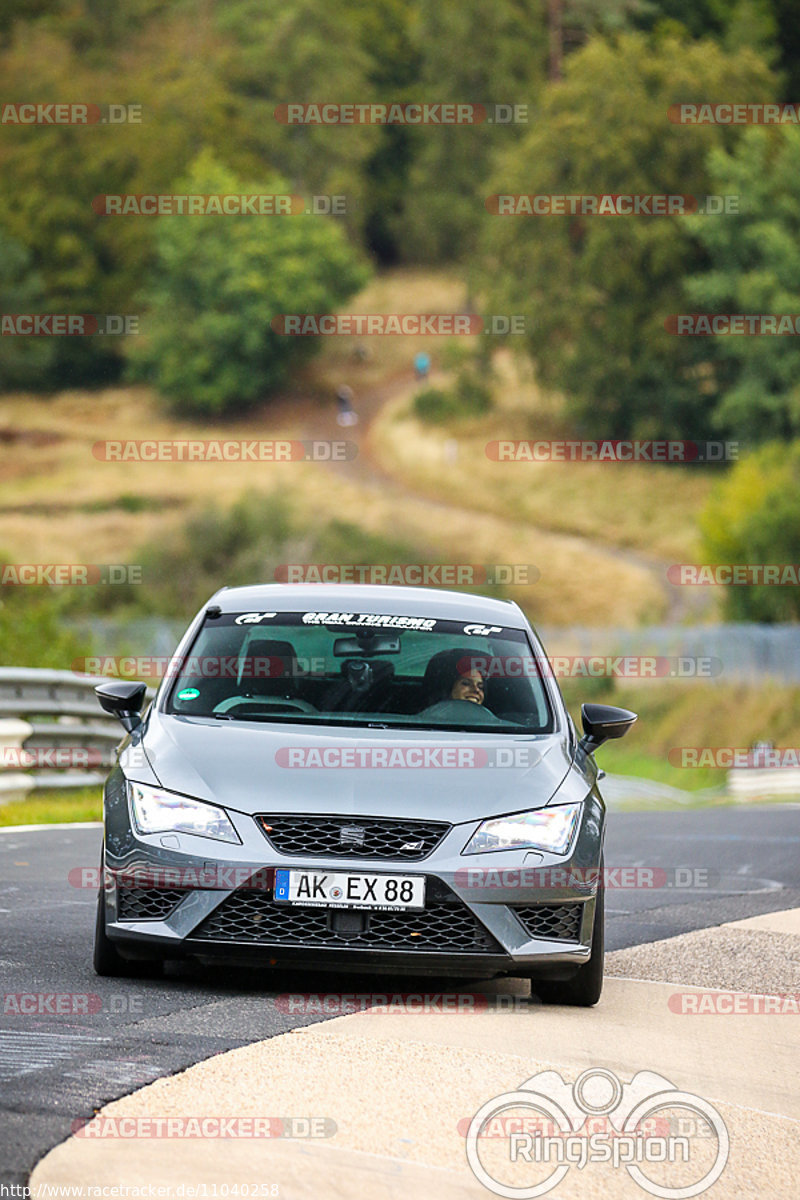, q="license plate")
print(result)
[273,869,425,911]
